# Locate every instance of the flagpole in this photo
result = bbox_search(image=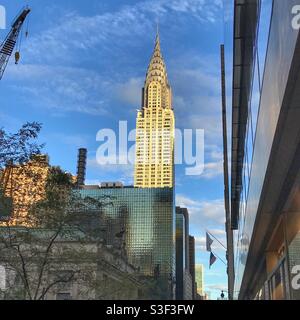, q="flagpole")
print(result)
[212,251,227,266]
[206,230,227,250]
